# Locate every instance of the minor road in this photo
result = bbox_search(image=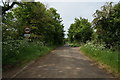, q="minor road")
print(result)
[4,46,113,78]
